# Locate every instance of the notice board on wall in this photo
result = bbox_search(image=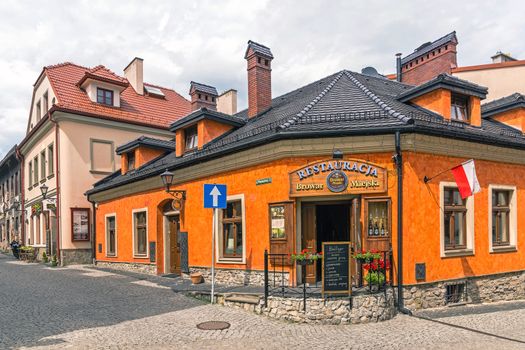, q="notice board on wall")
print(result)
[322,242,352,296]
